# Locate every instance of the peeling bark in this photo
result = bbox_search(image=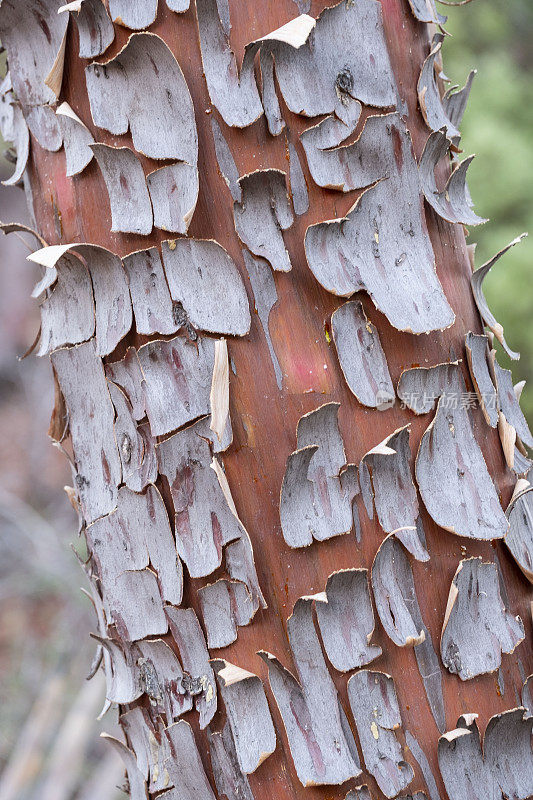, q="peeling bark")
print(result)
[259,597,361,787]
[438,710,533,800]
[414,365,509,540]
[59,0,115,59]
[419,129,487,227]
[211,660,276,774]
[313,569,382,671]
[440,557,524,680]
[331,300,394,408]
[4,2,532,799]
[347,670,414,798]
[234,170,293,273]
[280,403,356,547]
[305,114,455,334]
